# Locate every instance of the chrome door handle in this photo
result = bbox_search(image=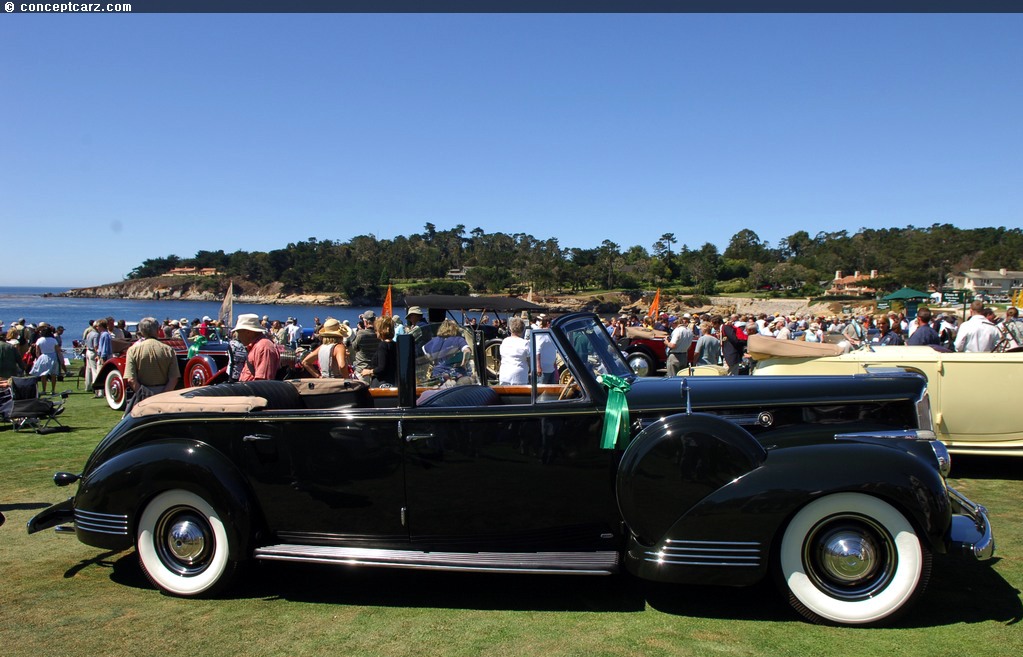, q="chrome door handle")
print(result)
[405,433,434,443]
[243,434,274,442]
